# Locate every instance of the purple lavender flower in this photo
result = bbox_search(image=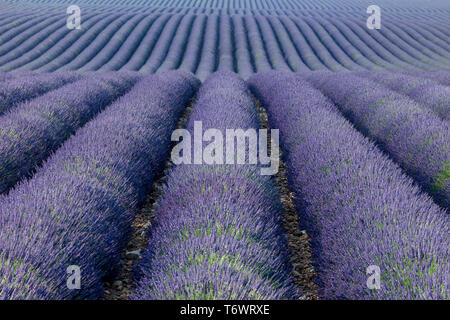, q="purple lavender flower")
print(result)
[249,71,448,300]
[0,72,140,195]
[0,72,80,115]
[0,71,200,299]
[131,71,297,300]
[306,71,449,209]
